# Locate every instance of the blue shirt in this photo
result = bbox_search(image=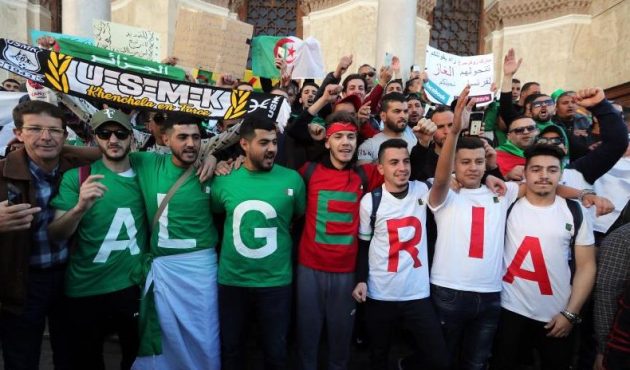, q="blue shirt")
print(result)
[28,159,68,268]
